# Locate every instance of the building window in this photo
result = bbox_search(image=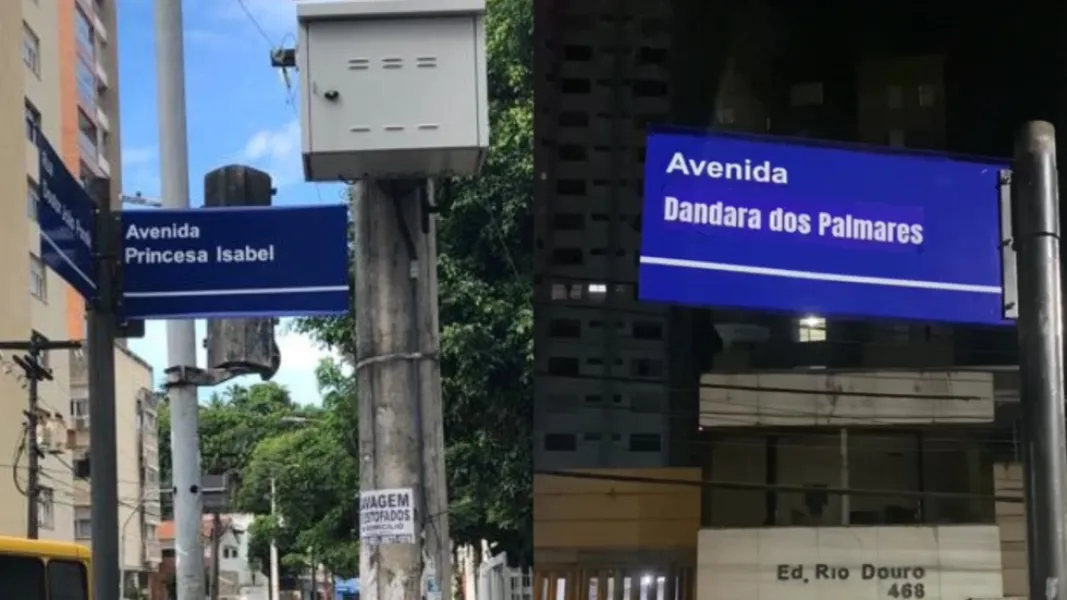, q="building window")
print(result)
[917,84,936,107]
[71,398,89,418]
[76,58,96,109]
[628,433,662,453]
[798,316,826,342]
[543,433,576,452]
[75,6,94,59]
[37,487,54,529]
[34,332,50,369]
[30,254,47,302]
[888,129,906,147]
[23,23,40,76]
[25,101,41,142]
[223,546,238,559]
[75,518,92,539]
[789,82,823,107]
[78,110,98,159]
[79,162,94,188]
[886,85,903,109]
[27,178,38,221]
